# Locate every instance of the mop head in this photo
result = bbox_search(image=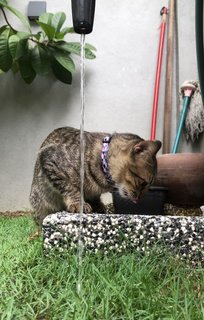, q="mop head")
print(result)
[180,80,204,142]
